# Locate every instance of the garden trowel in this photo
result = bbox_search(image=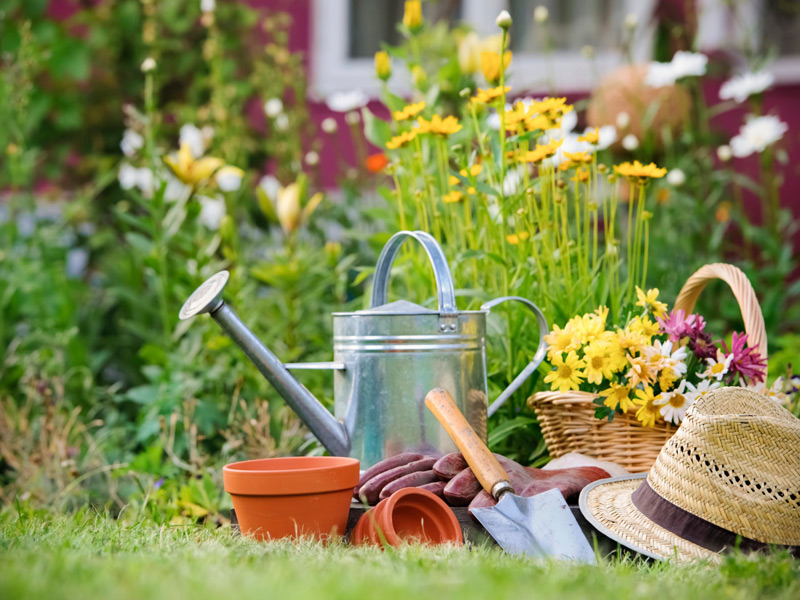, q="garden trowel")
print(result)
[425,388,596,564]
